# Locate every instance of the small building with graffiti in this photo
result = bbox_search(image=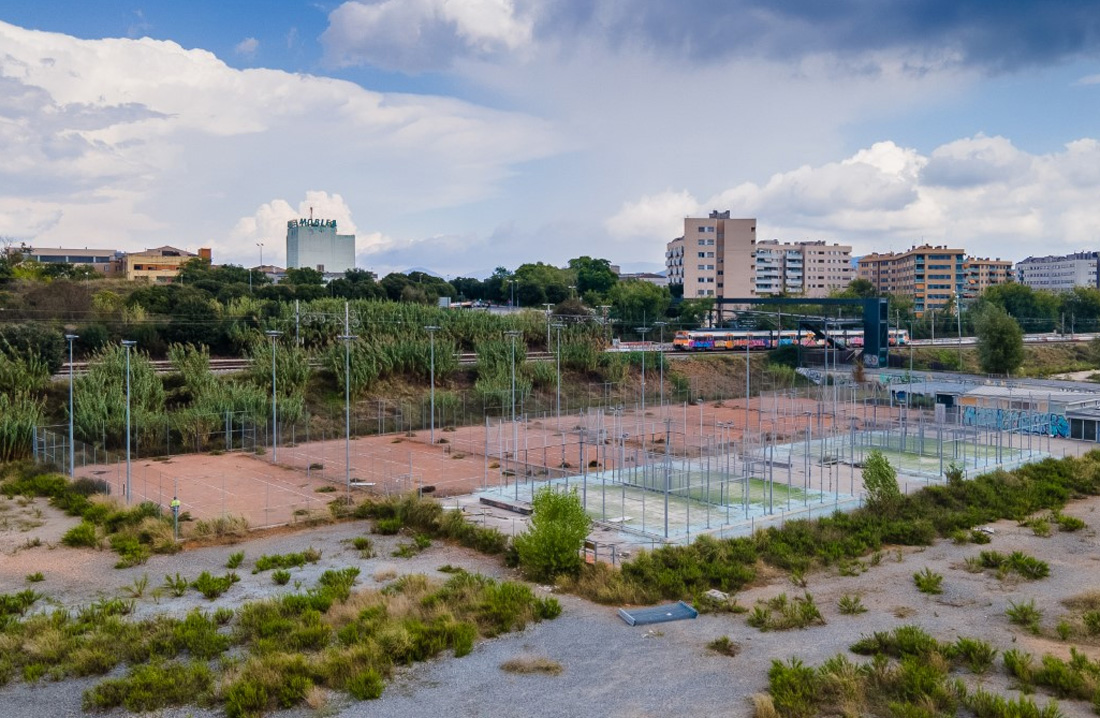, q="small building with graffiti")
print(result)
[956,386,1100,439]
